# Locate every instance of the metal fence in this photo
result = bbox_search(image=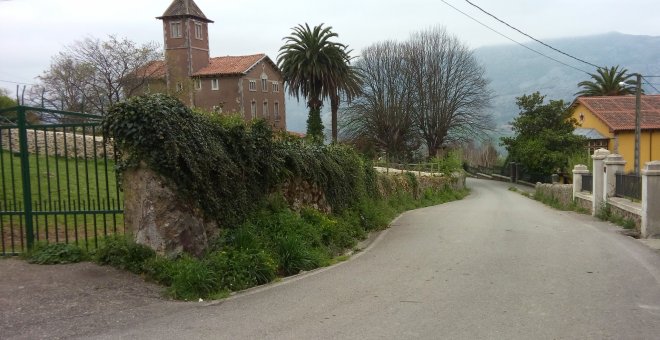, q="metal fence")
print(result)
[615,172,642,201]
[581,173,593,193]
[1,105,123,255]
